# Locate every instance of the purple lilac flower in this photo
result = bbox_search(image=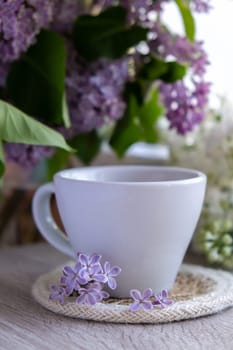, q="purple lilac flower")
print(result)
[159,80,211,134]
[153,289,174,308]
[102,0,169,26]
[191,0,212,13]
[94,2,210,135]
[101,0,211,25]
[97,0,169,22]
[173,39,209,77]
[65,42,128,134]
[60,265,88,295]
[4,143,54,168]
[78,253,107,283]
[122,0,169,23]
[149,23,210,134]
[129,288,154,312]
[76,282,109,305]
[0,0,53,63]
[52,0,86,33]
[150,25,209,77]
[98,0,211,17]
[97,1,210,136]
[103,261,122,290]
[49,285,66,304]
